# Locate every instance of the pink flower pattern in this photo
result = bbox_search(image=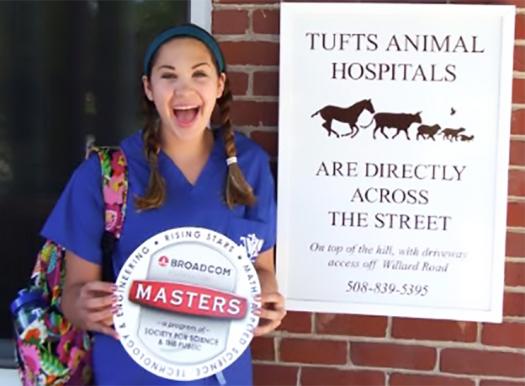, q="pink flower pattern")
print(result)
[19,344,40,374]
